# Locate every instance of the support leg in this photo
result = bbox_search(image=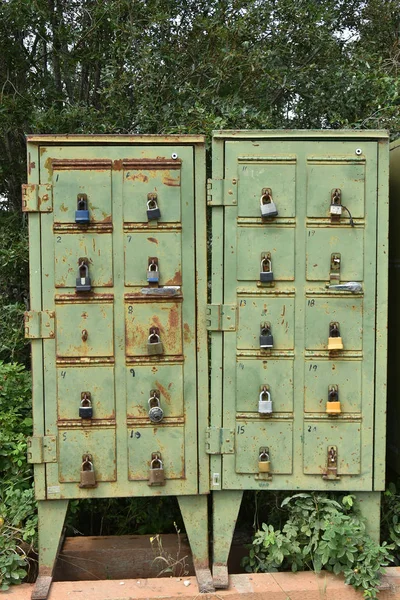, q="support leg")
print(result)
[212,490,243,589]
[354,491,381,543]
[177,495,214,593]
[32,500,69,600]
